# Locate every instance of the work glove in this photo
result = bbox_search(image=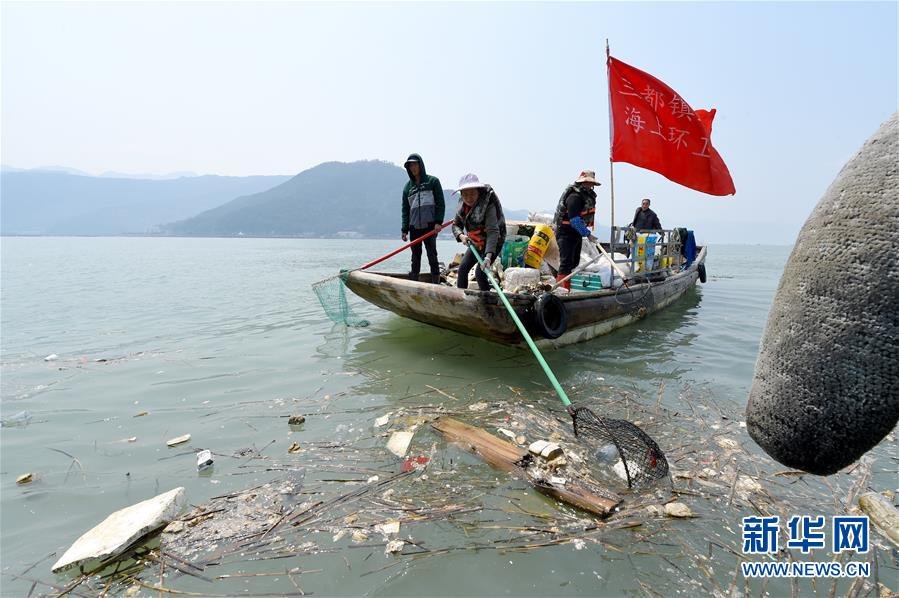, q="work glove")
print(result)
[483,253,494,269]
[402,231,408,242]
[587,234,598,244]
[434,223,443,232]
[459,234,470,246]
